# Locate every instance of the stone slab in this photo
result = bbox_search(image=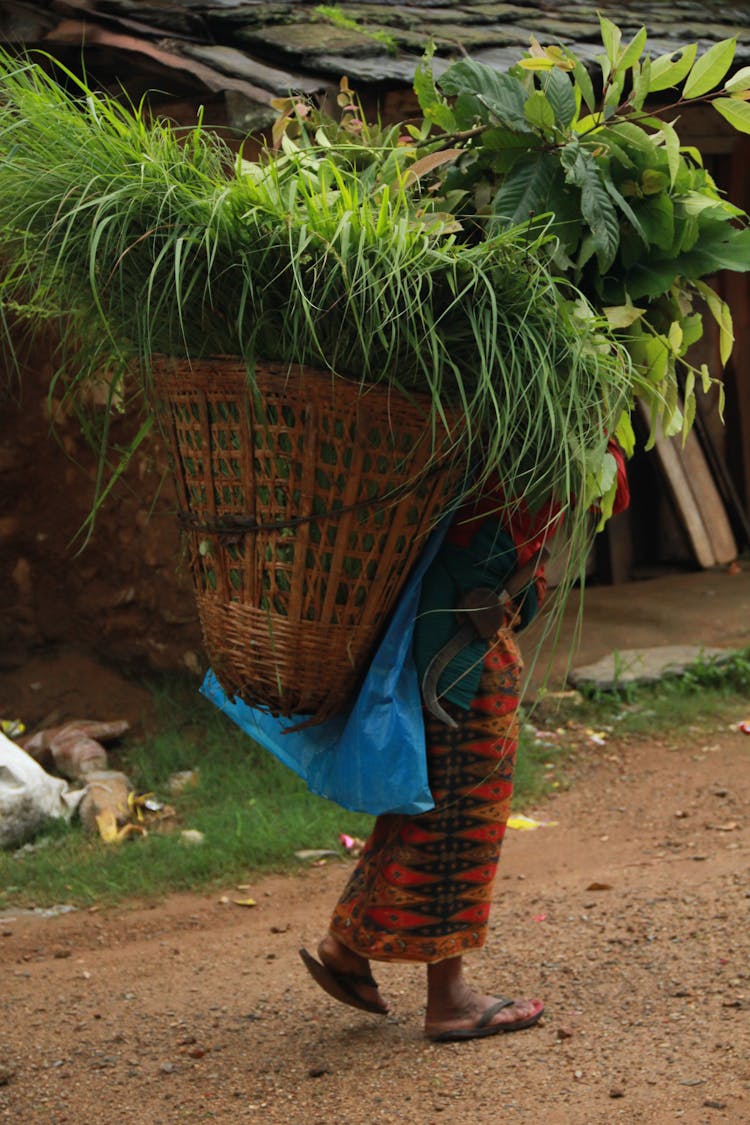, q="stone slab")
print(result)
[568,644,733,690]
